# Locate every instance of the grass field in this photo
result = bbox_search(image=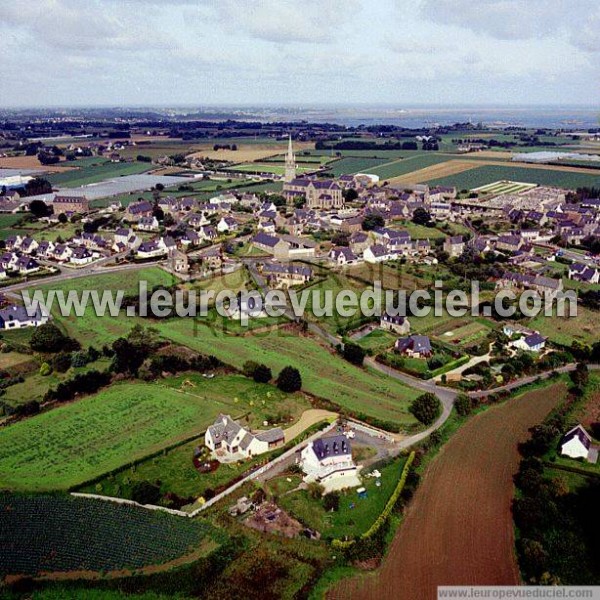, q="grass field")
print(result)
[324,157,393,177]
[527,305,597,346]
[424,164,600,190]
[0,374,307,491]
[47,160,153,187]
[227,163,314,175]
[356,329,397,354]
[0,493,219,577]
